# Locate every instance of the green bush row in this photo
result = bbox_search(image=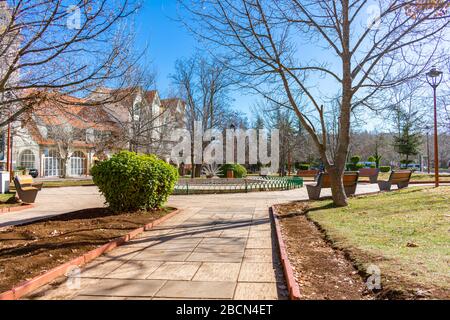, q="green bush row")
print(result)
[220,163,247,178]
[91,151,178,212]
